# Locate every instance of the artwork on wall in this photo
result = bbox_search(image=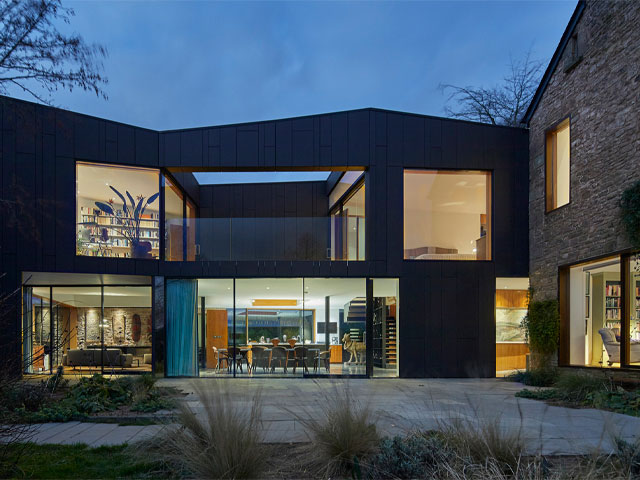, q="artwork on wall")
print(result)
[496,308,527,342]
